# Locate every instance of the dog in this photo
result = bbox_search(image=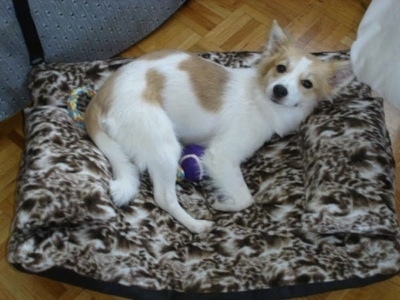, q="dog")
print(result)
[85,21,354,233]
